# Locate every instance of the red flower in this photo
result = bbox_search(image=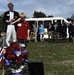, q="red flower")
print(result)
[21,52,29,59]
[0,42,29,67]
[15,56,22,64]
[7,54,15,59]
[10,42,20,51]
[6,47,12,54]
